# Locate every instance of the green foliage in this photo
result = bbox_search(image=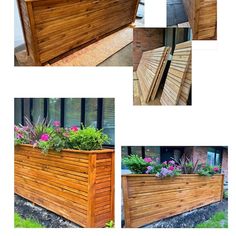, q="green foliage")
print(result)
[105,220,115,228]
[122,155,149,174]
[224,190,228,199]
[14,213,44,228]
[68,126,110,150]
[195,211,228,228]
[197,165,220,176]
